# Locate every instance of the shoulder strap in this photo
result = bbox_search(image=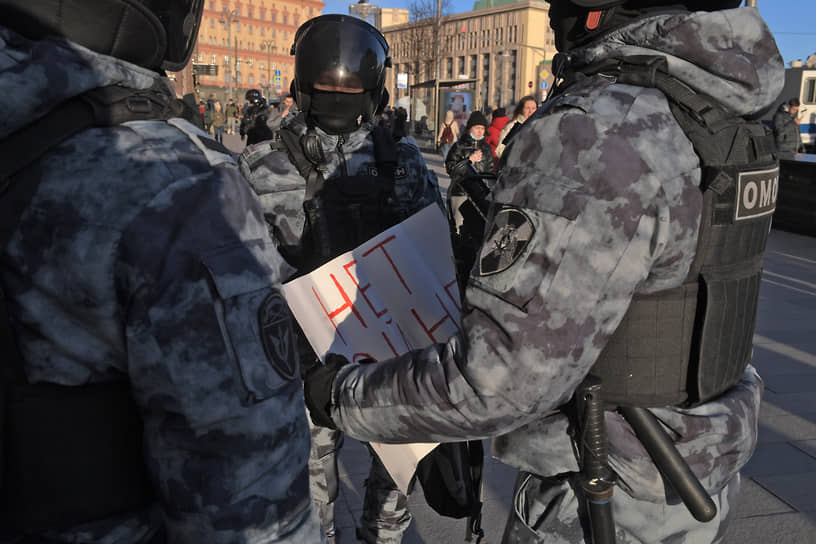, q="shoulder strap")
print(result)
[278,126,326,198]
[0,84,182,186]
[576,55,778,282]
